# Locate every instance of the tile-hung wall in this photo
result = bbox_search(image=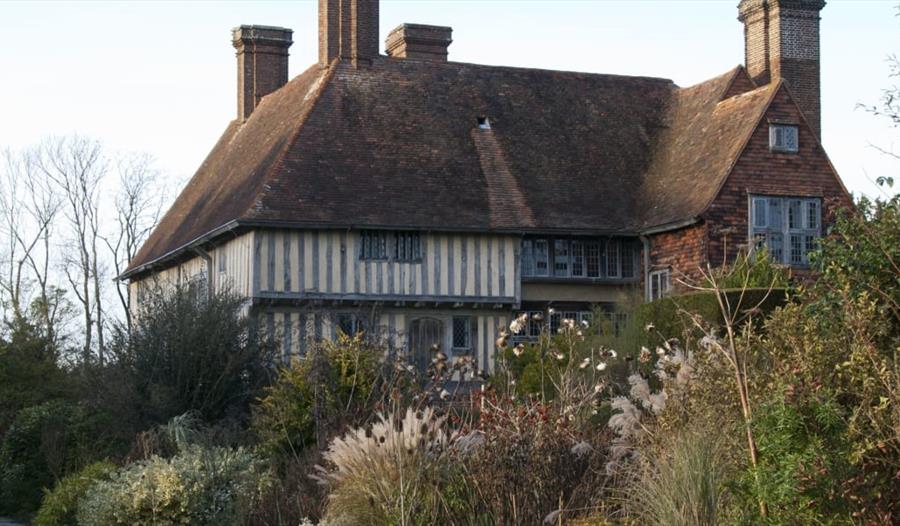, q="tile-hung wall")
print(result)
[257,307,510,374]
[250,229,520,303]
